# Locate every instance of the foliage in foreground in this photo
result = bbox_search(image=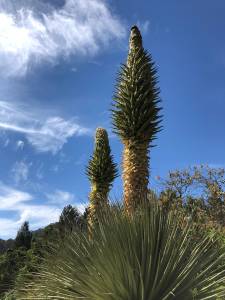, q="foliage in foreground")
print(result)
[17,203,225,300]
